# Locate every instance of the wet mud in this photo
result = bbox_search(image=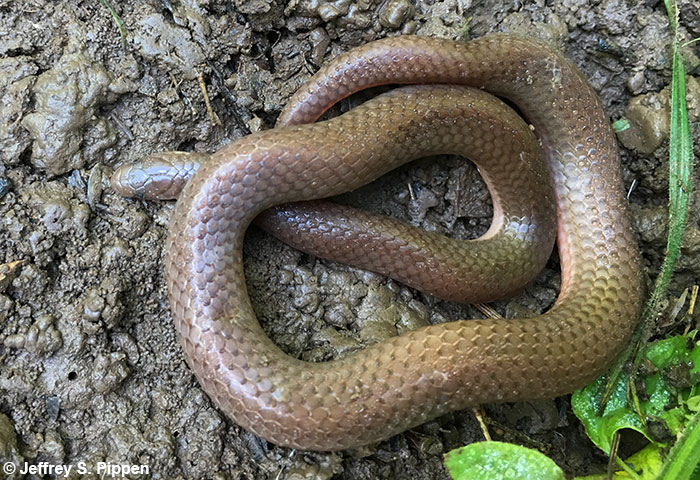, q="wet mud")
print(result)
[1,1,700,478]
